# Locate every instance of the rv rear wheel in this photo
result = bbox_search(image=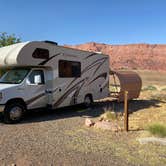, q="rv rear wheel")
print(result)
[84,95,93,107]
[4,103,25,124]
